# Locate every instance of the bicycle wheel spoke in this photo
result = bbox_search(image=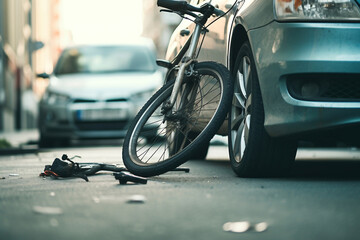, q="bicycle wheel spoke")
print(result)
[193,91,220,108]
[143,143,166,163]
[191,95,221,114]
[144,118,163,126]
[139,127,174,163]
[193,93,221,109]
[141,128,172,163]
[193,85,221,105]
[194,84,220,104]
[123,61,232,177]
[177,85,221,116]
[178,75,221,111]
